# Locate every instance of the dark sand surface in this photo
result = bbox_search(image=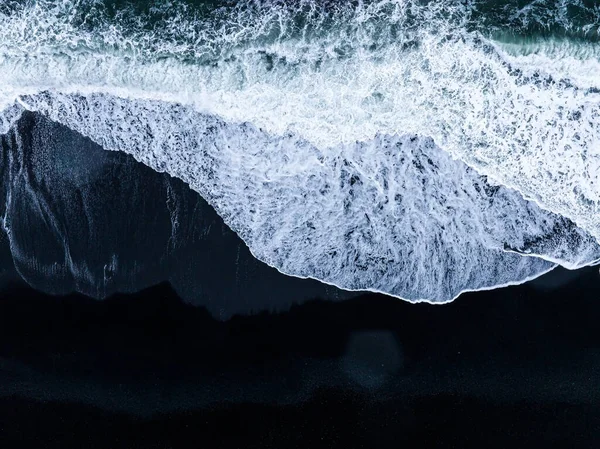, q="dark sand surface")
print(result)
[0,113,599,448]
[0,265,599,448]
